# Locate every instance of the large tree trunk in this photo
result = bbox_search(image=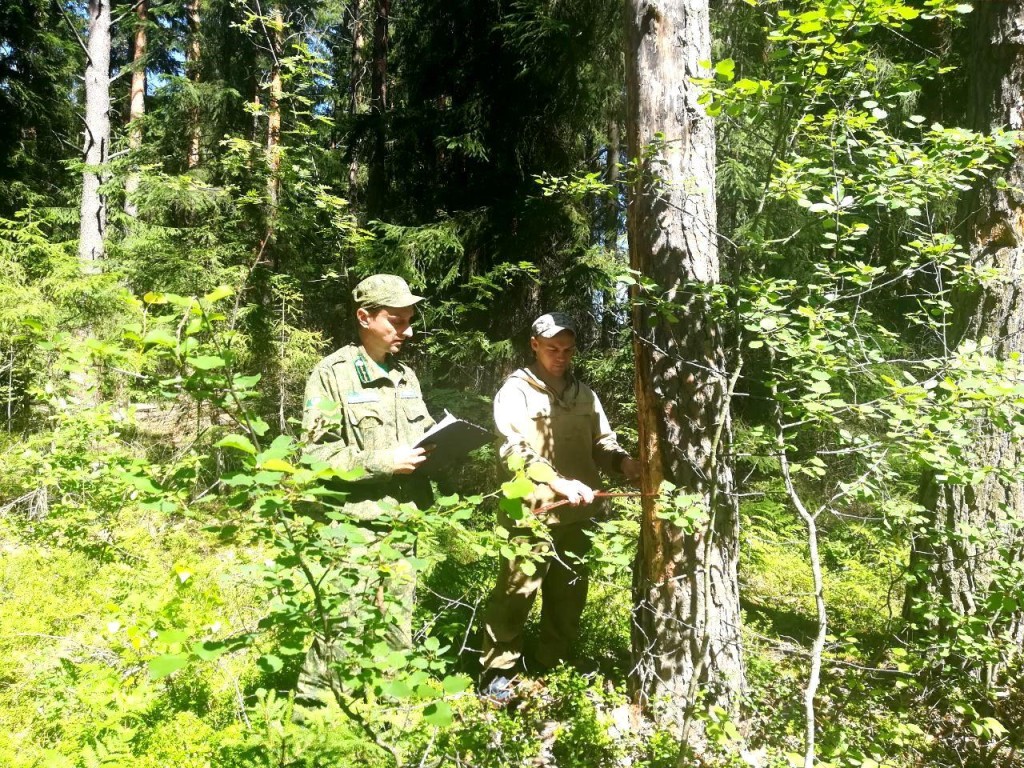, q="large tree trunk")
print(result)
[365,0,389,220]
[78,0,112,270]
[124,0,147,217]
[906,0,1024,656]
[267,6,284,220]
[625,0,744,740]
[347,0,366,204]
[186,0,202,169]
